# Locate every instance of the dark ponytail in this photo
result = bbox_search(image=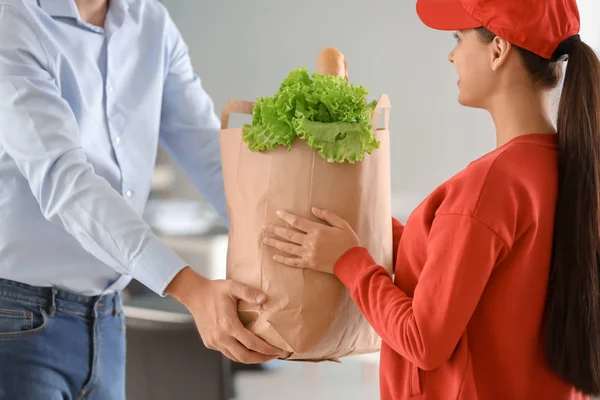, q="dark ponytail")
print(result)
[545,39,600,395]
[476,27,600,395]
